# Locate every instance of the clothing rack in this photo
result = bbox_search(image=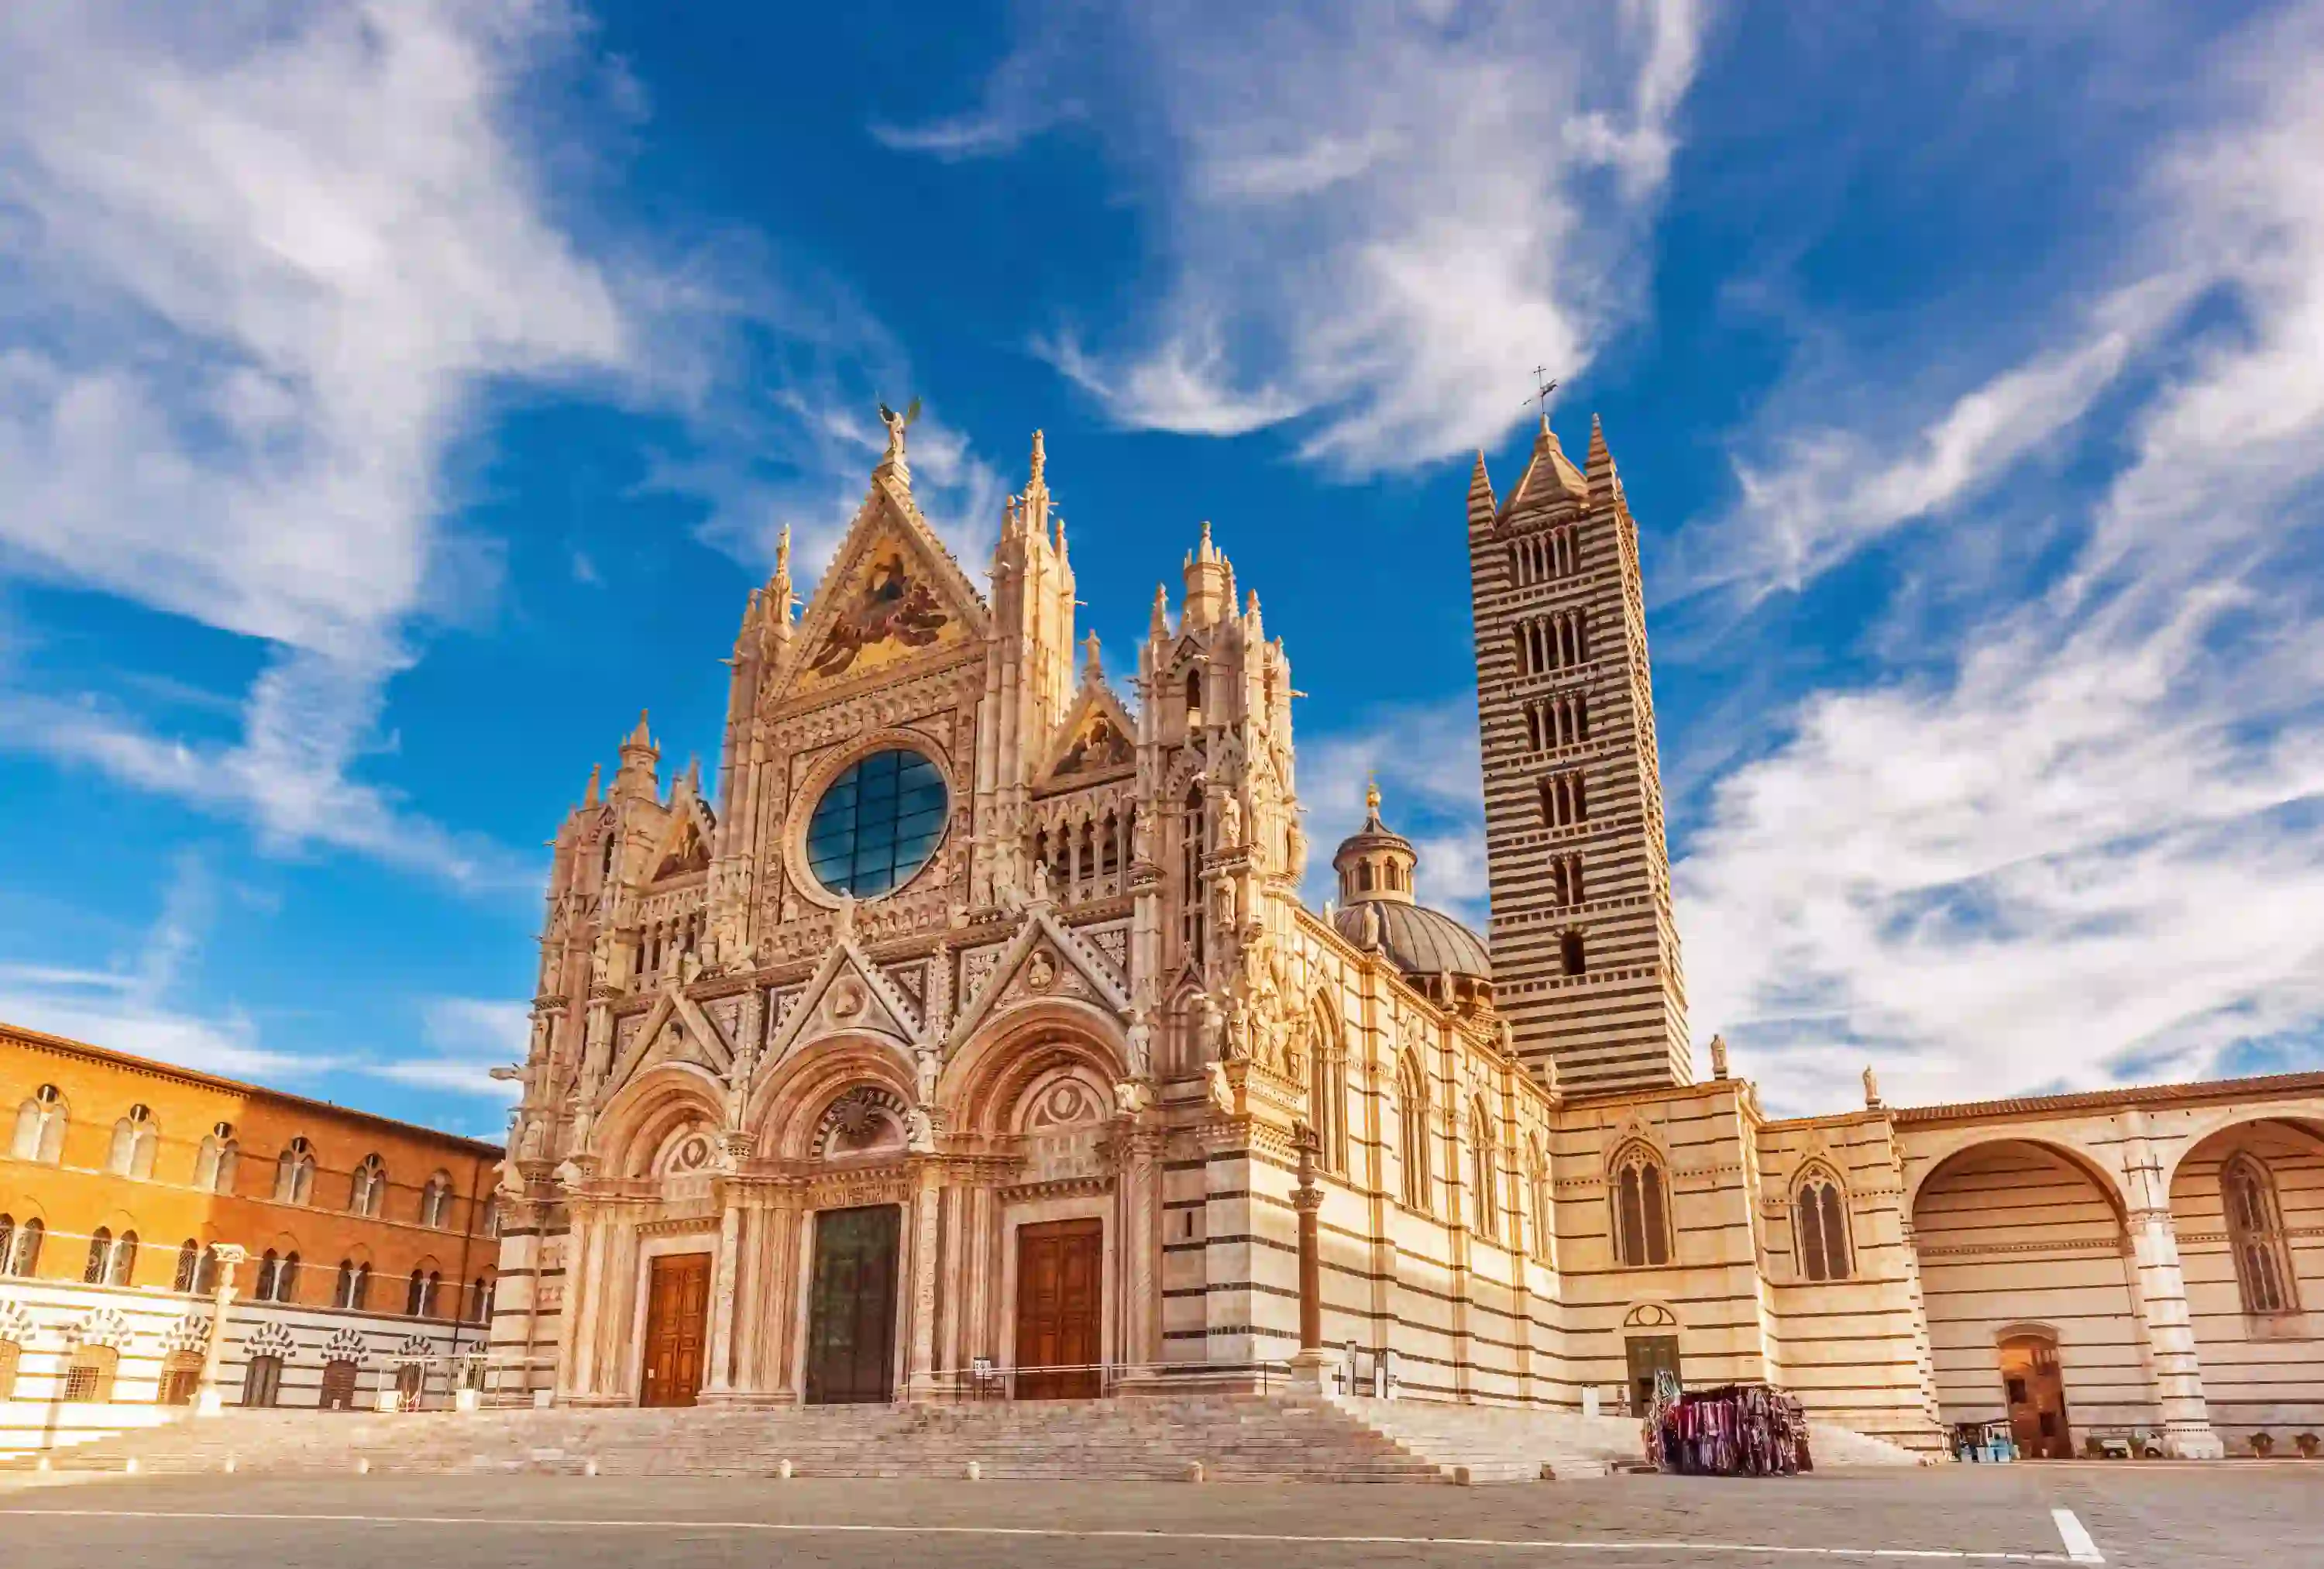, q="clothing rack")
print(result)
[1646,1378,1813,1477]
